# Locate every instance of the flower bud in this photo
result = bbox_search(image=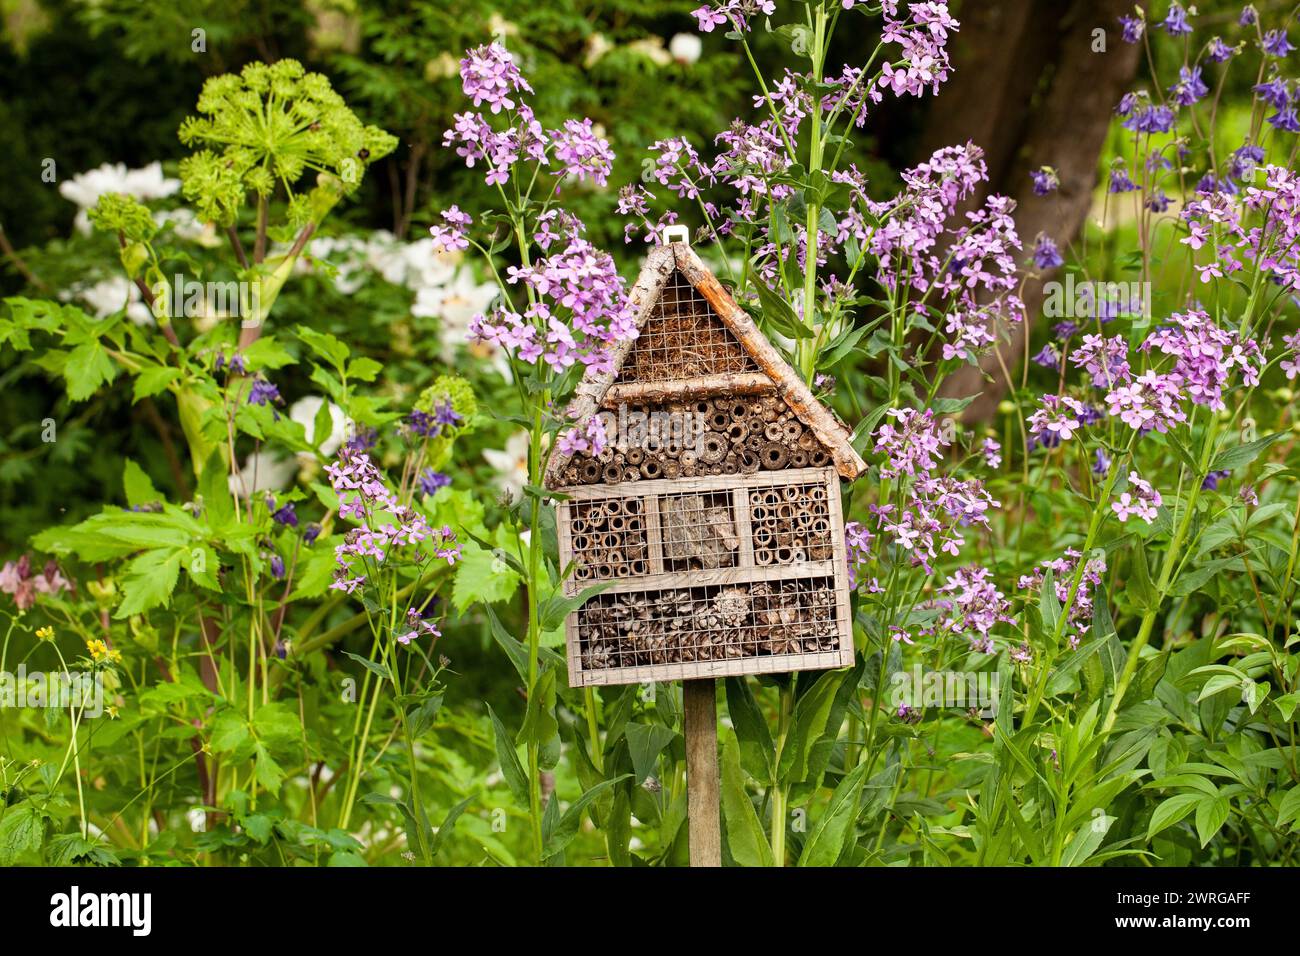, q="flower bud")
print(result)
[997,400,1016,416]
